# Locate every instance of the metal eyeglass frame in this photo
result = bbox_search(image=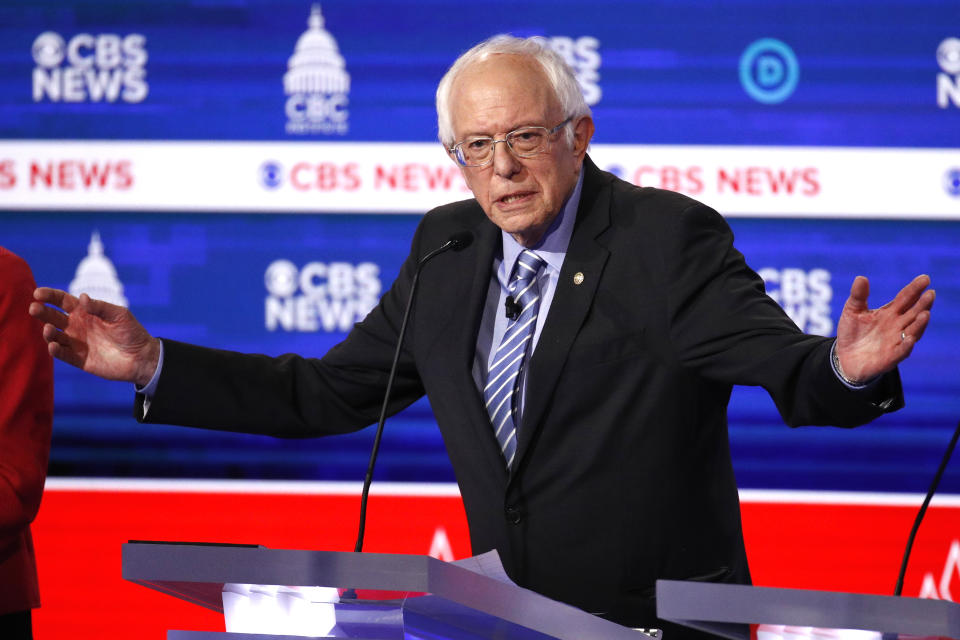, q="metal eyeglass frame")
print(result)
[448,116,574,168]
